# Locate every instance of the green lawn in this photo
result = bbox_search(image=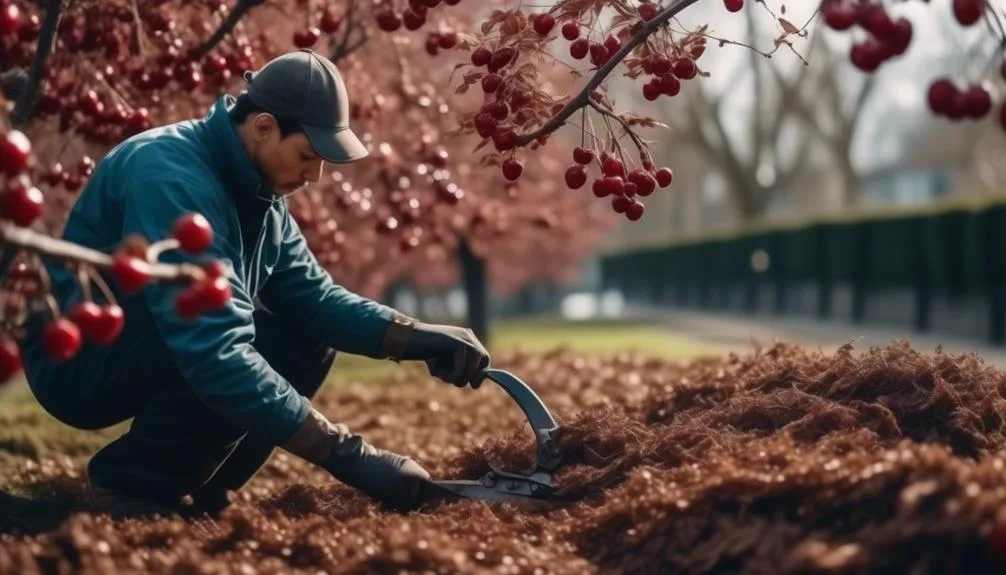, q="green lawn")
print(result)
[328,317,719,385]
